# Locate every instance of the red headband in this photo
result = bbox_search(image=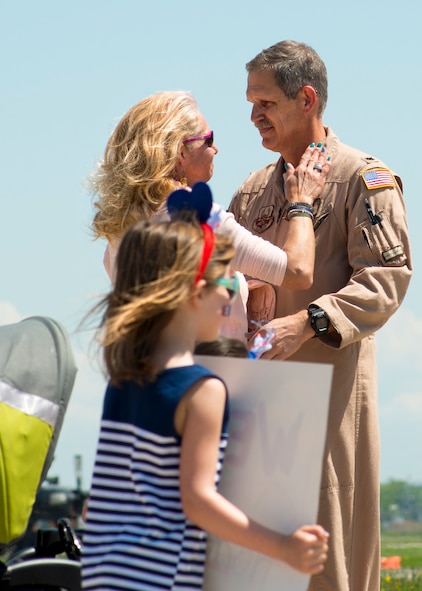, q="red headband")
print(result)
[195,223,215,284]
